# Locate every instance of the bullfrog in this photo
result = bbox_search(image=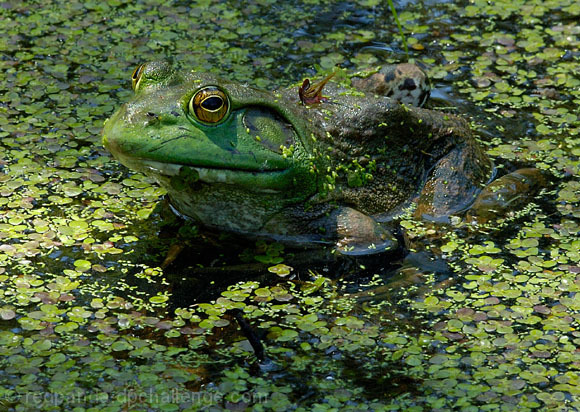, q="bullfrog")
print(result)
[103,61,494,256]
